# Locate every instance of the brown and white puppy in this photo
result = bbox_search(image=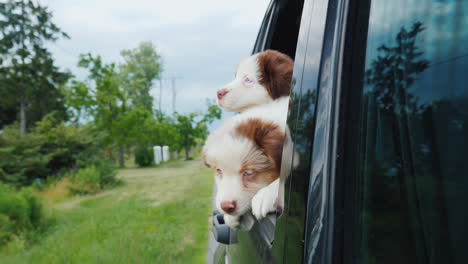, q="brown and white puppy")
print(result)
[217,50,293,112]
[203,97,292,229]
